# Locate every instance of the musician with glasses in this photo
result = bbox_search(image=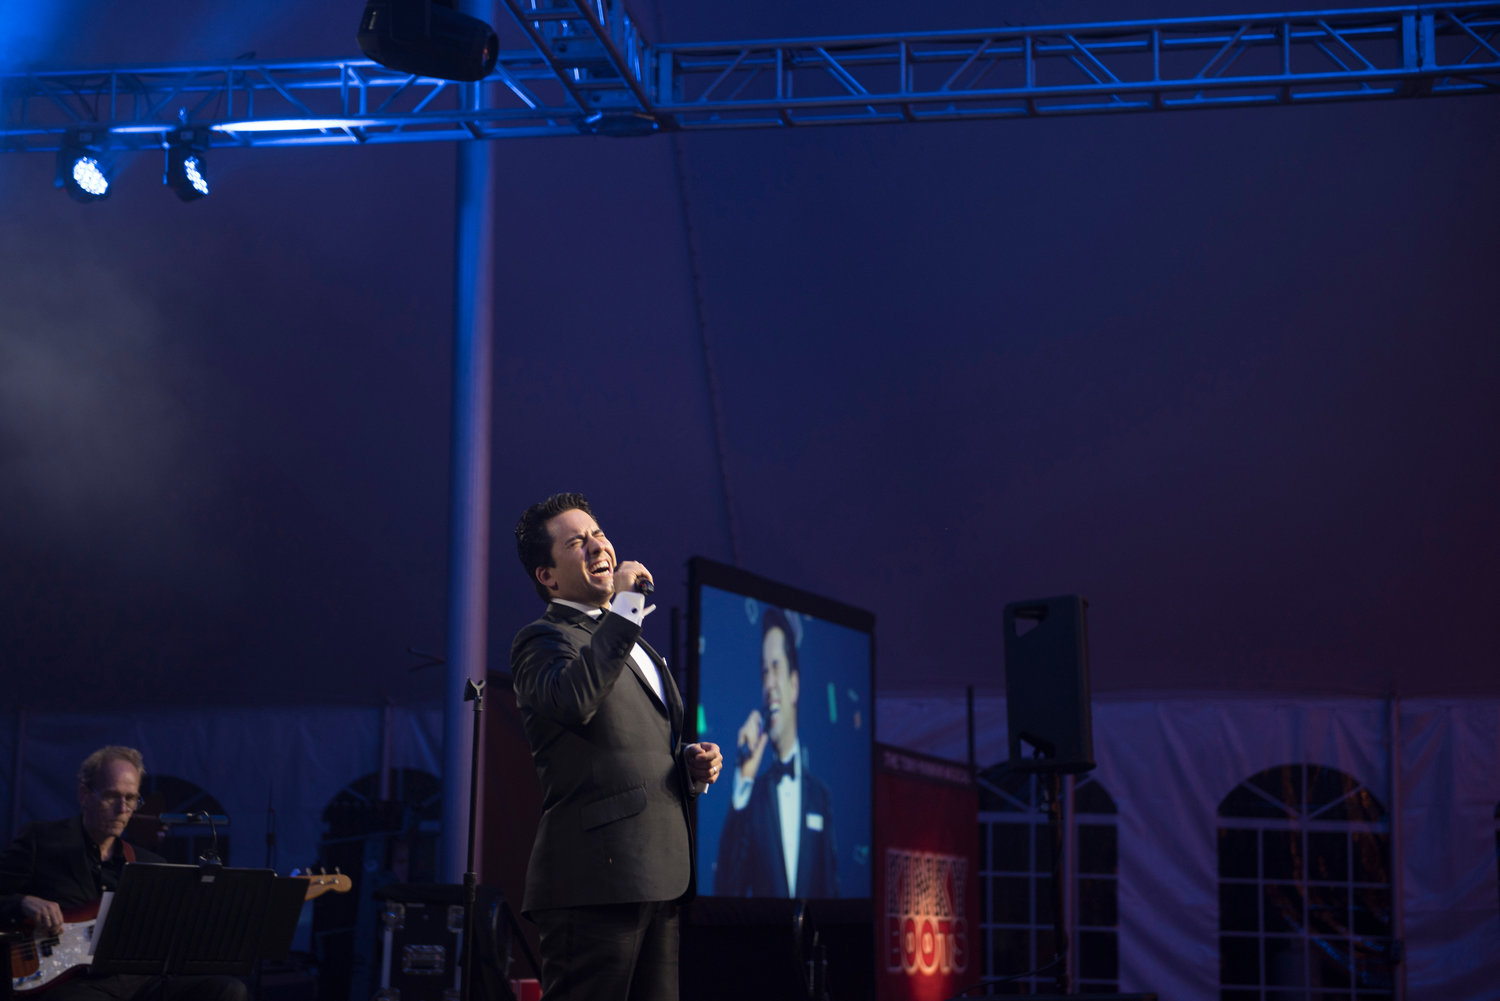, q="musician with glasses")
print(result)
[0,745,247,1001]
